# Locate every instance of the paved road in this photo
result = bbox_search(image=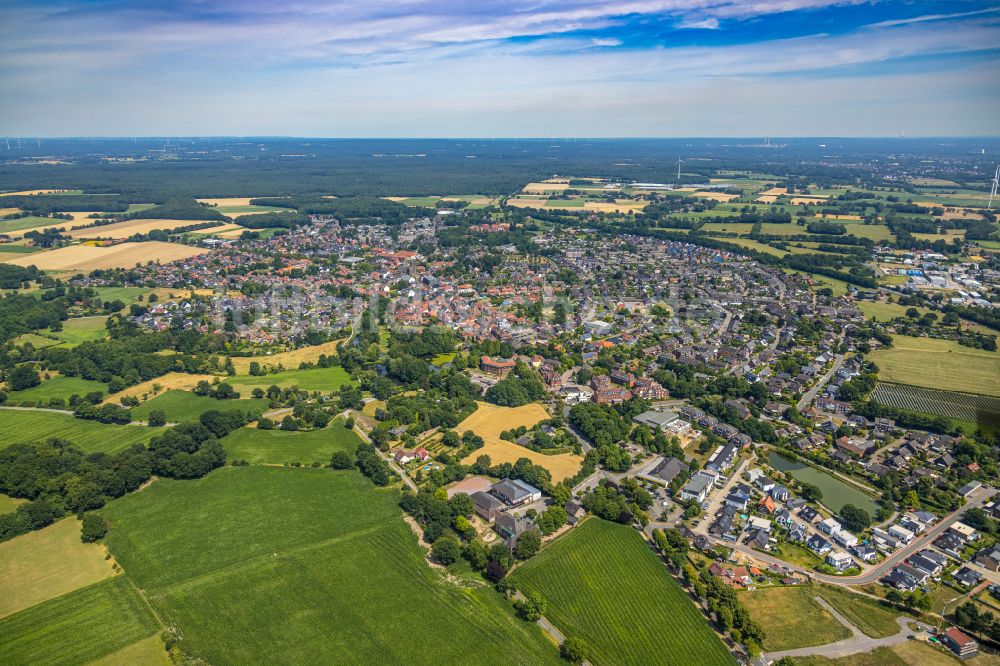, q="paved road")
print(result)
[762,597,931,662]
[352,423,418,491]
[512,591,591,666]
[796,352,846,411]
